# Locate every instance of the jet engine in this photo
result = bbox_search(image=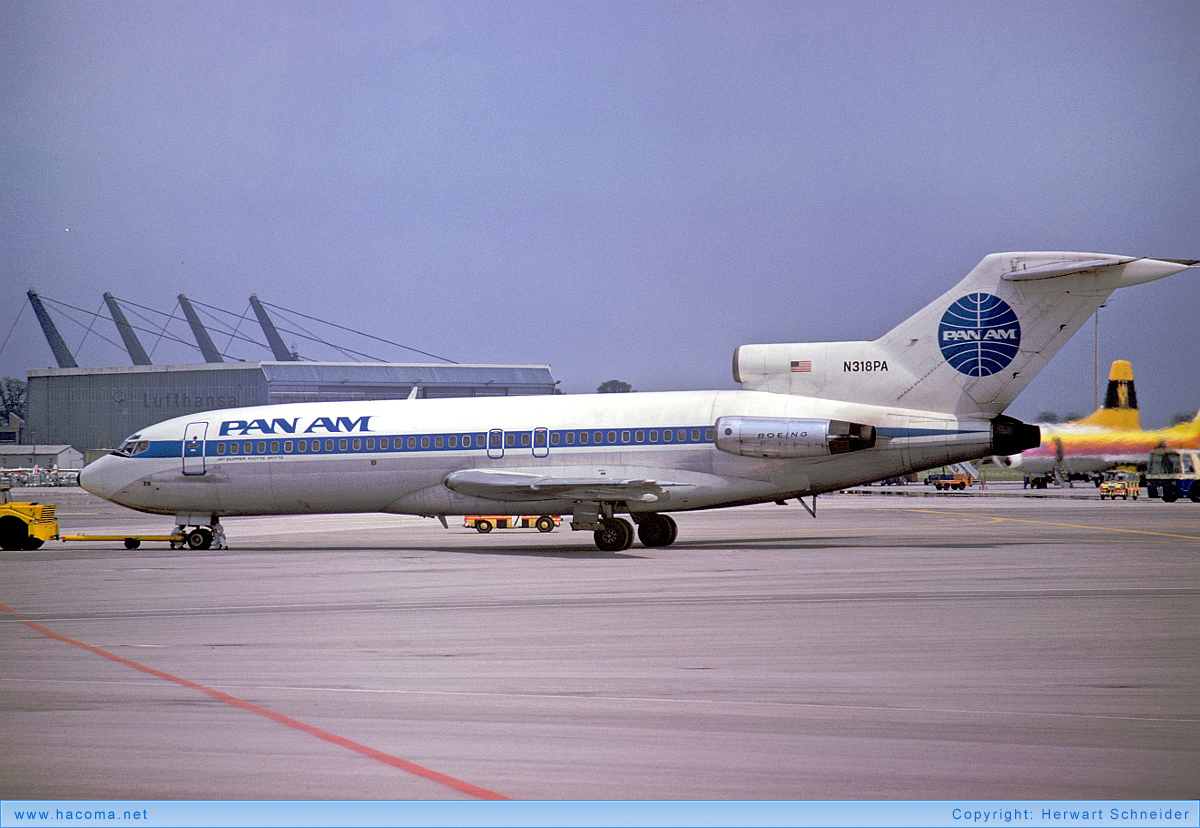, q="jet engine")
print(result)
[714,416,876,459]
